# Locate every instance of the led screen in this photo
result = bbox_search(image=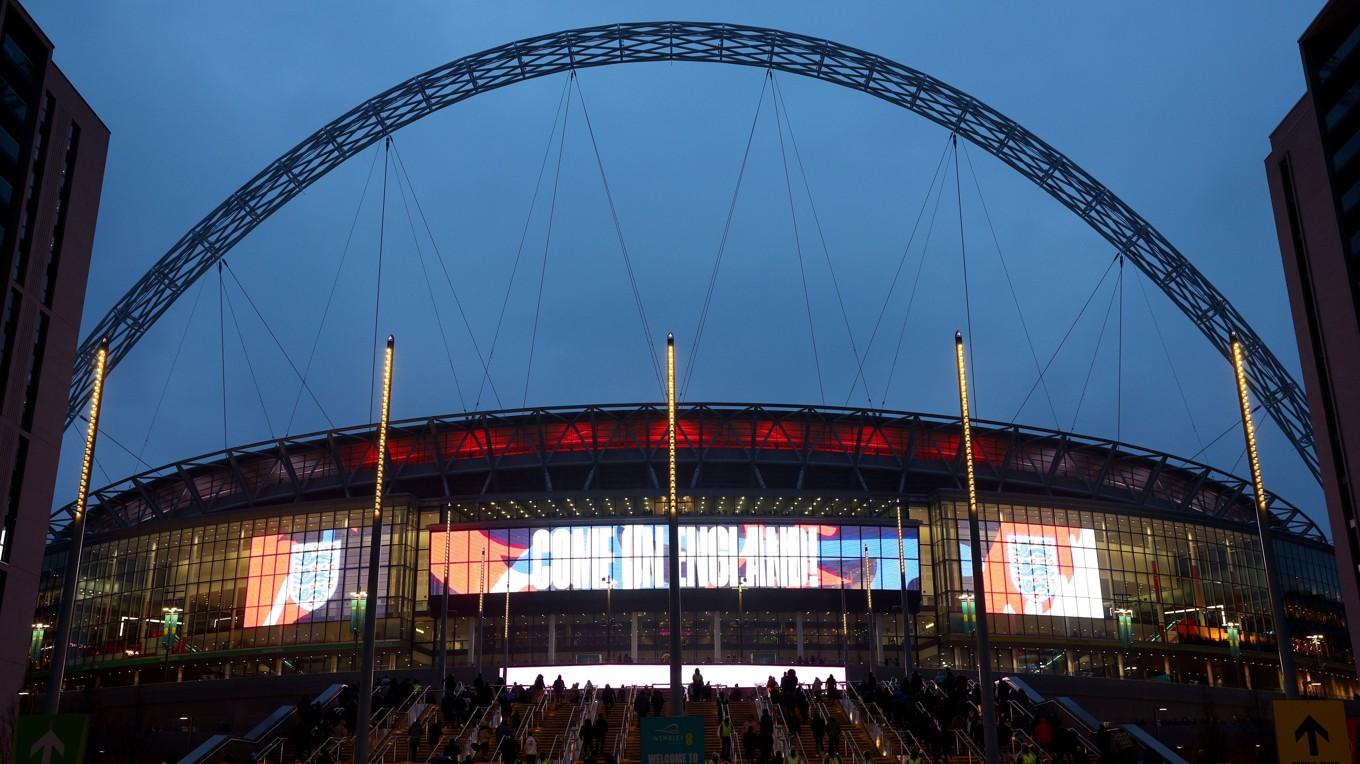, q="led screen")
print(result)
[959,521,1104,619]
[244,527,389,627]
[430,522,919,595]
